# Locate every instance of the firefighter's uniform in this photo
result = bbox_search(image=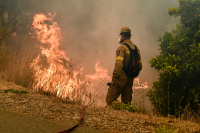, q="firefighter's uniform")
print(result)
[106,27,142,105]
